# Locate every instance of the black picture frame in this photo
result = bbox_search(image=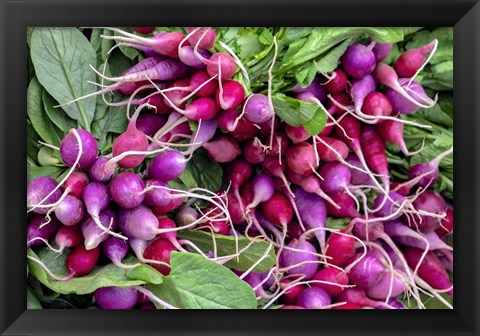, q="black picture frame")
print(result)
[1,0,479,335]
